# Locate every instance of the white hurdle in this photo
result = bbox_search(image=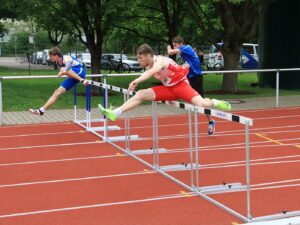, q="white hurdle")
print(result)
[74,76,139,142]
[152,100,253,222]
